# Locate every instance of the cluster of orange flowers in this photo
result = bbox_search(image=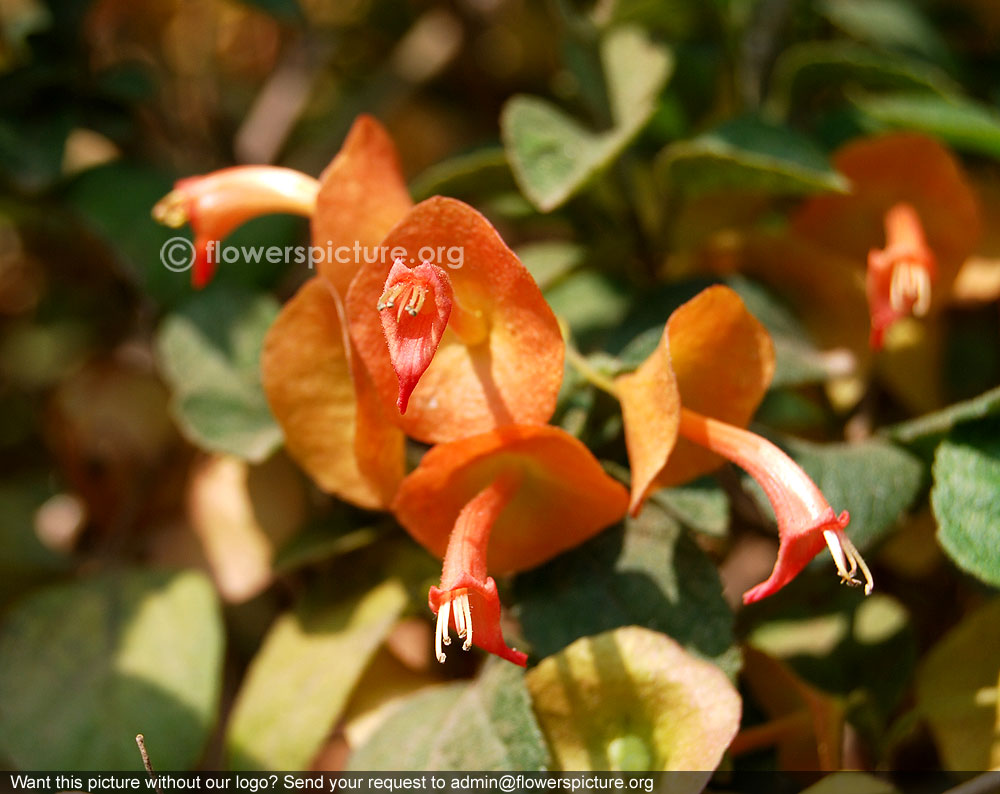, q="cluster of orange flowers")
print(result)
[150,116,986,667]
